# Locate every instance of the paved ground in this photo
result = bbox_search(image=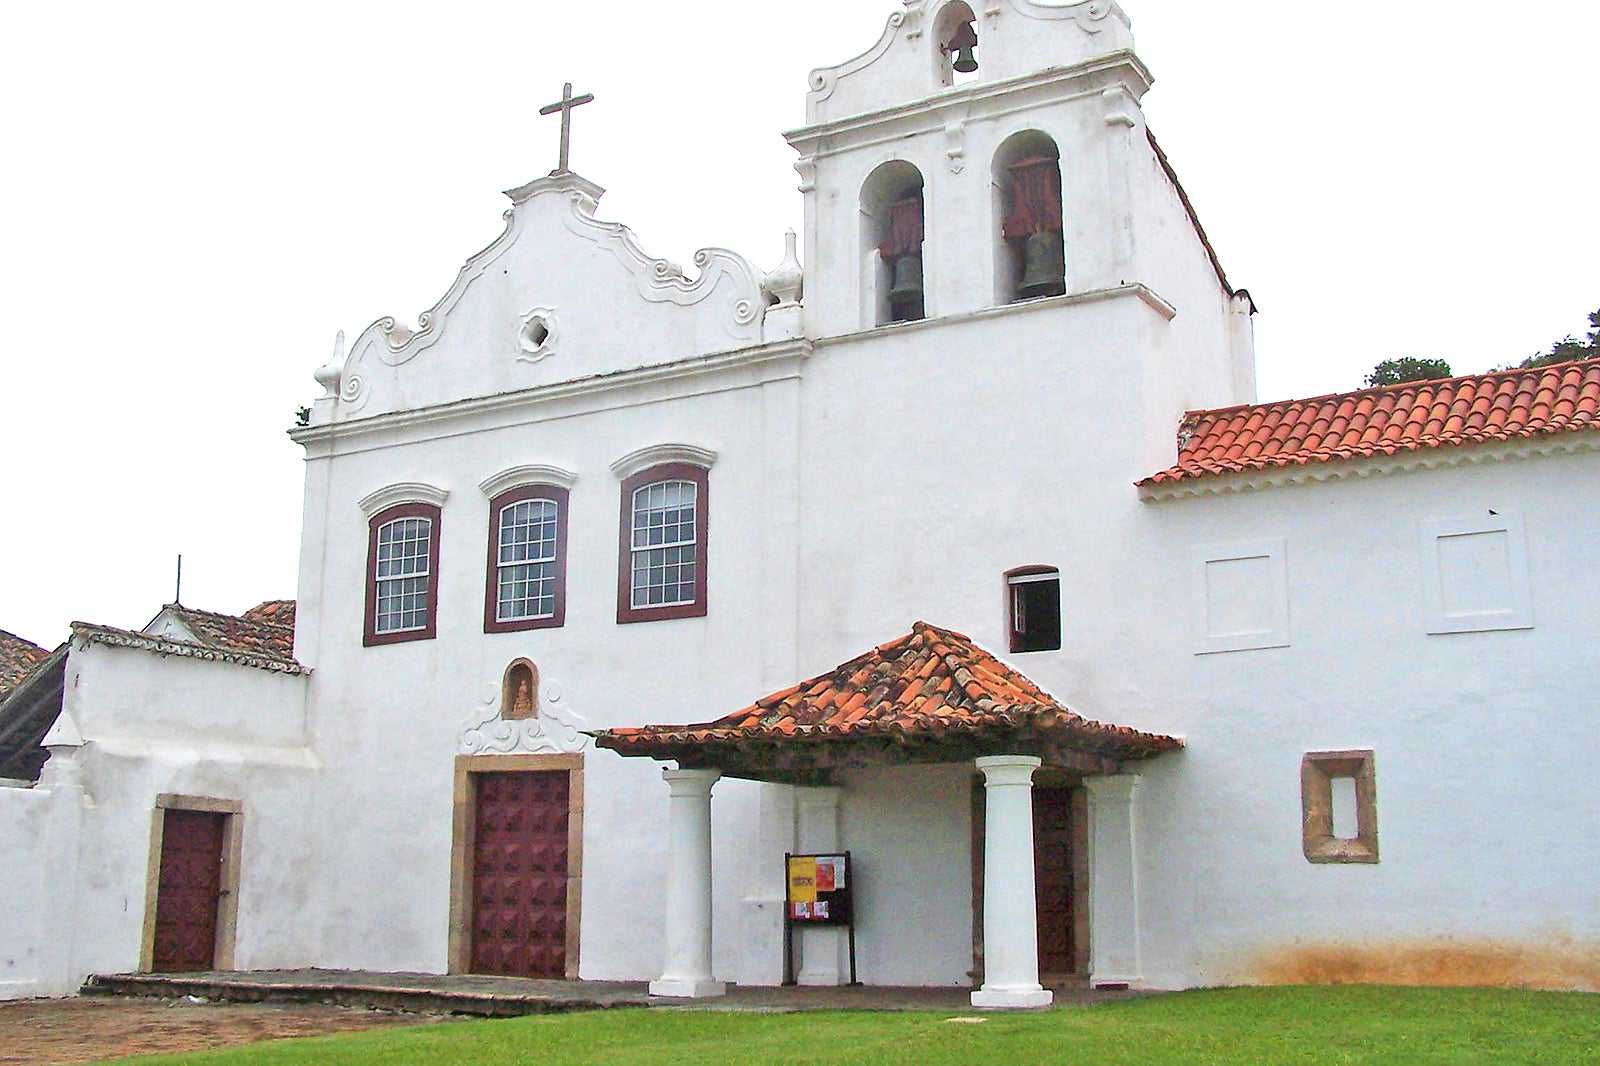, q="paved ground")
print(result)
[87,969,1141,1016]
[0,996,437,1066]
